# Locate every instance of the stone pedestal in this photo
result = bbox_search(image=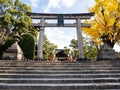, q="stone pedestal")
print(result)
[97,43,118,60]
[2,42,23,61]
